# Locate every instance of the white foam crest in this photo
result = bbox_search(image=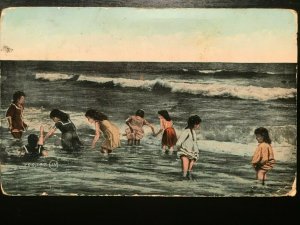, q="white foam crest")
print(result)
[78,75,170,90]
[201,124,296,146]
[198,69,223,74]
[197,140,296,163]
[35,73,74,81]
[77,75,296,101]
[170,82,296,101]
